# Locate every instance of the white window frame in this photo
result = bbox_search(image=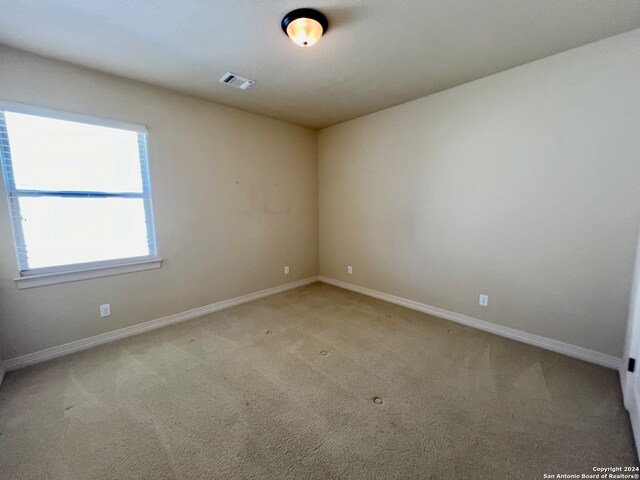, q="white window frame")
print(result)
[0,101,162,289]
